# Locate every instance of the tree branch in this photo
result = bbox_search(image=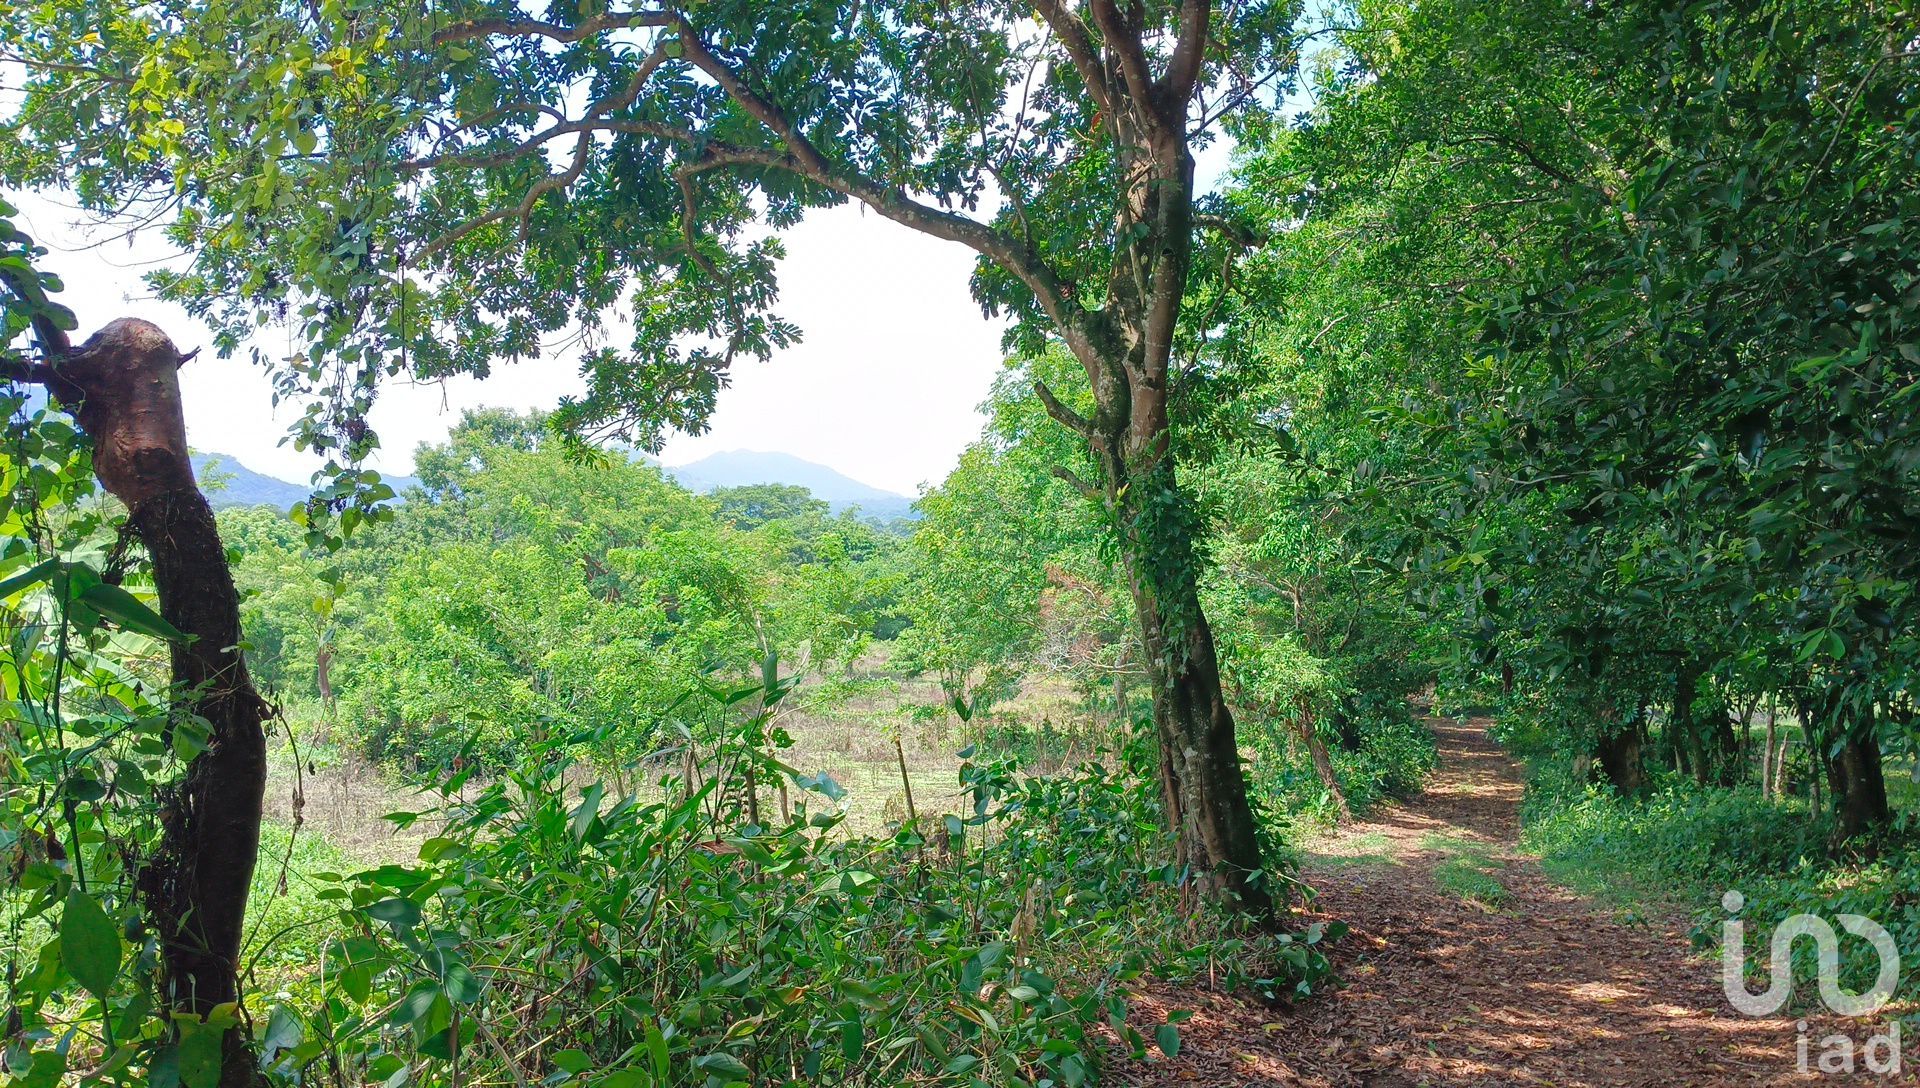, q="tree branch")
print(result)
[673,25,1079,332]
[415,130,595,263]
[0,354,58,384]
[411,10,1084,343]
[1034,379,1096,439]
[1194,213,1266,247]
[1031,0,1116,117]
[431,10,673,46]
[1087,1,1157,119]
[1163,0,1209,103]
[673,24,835,178]
[1053,465,1104,502]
